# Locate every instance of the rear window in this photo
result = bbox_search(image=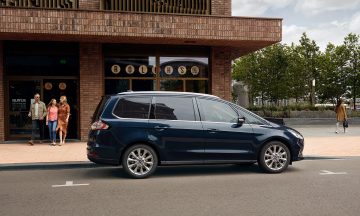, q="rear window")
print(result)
[92,96,109,121]
[113,97,151,119]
